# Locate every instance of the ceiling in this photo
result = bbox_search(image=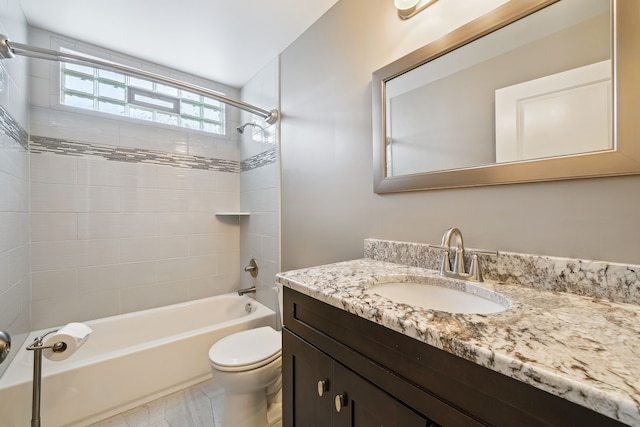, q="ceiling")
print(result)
[19,0,340,88]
